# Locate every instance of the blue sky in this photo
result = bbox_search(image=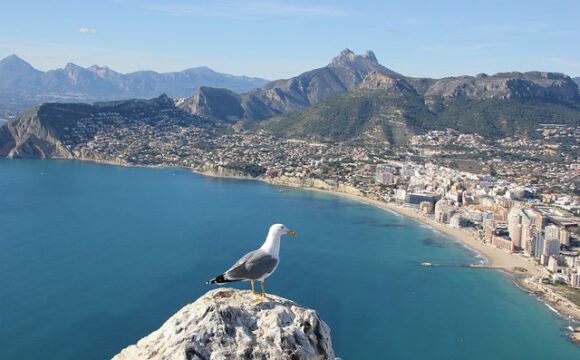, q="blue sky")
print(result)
[0,0,579,79]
